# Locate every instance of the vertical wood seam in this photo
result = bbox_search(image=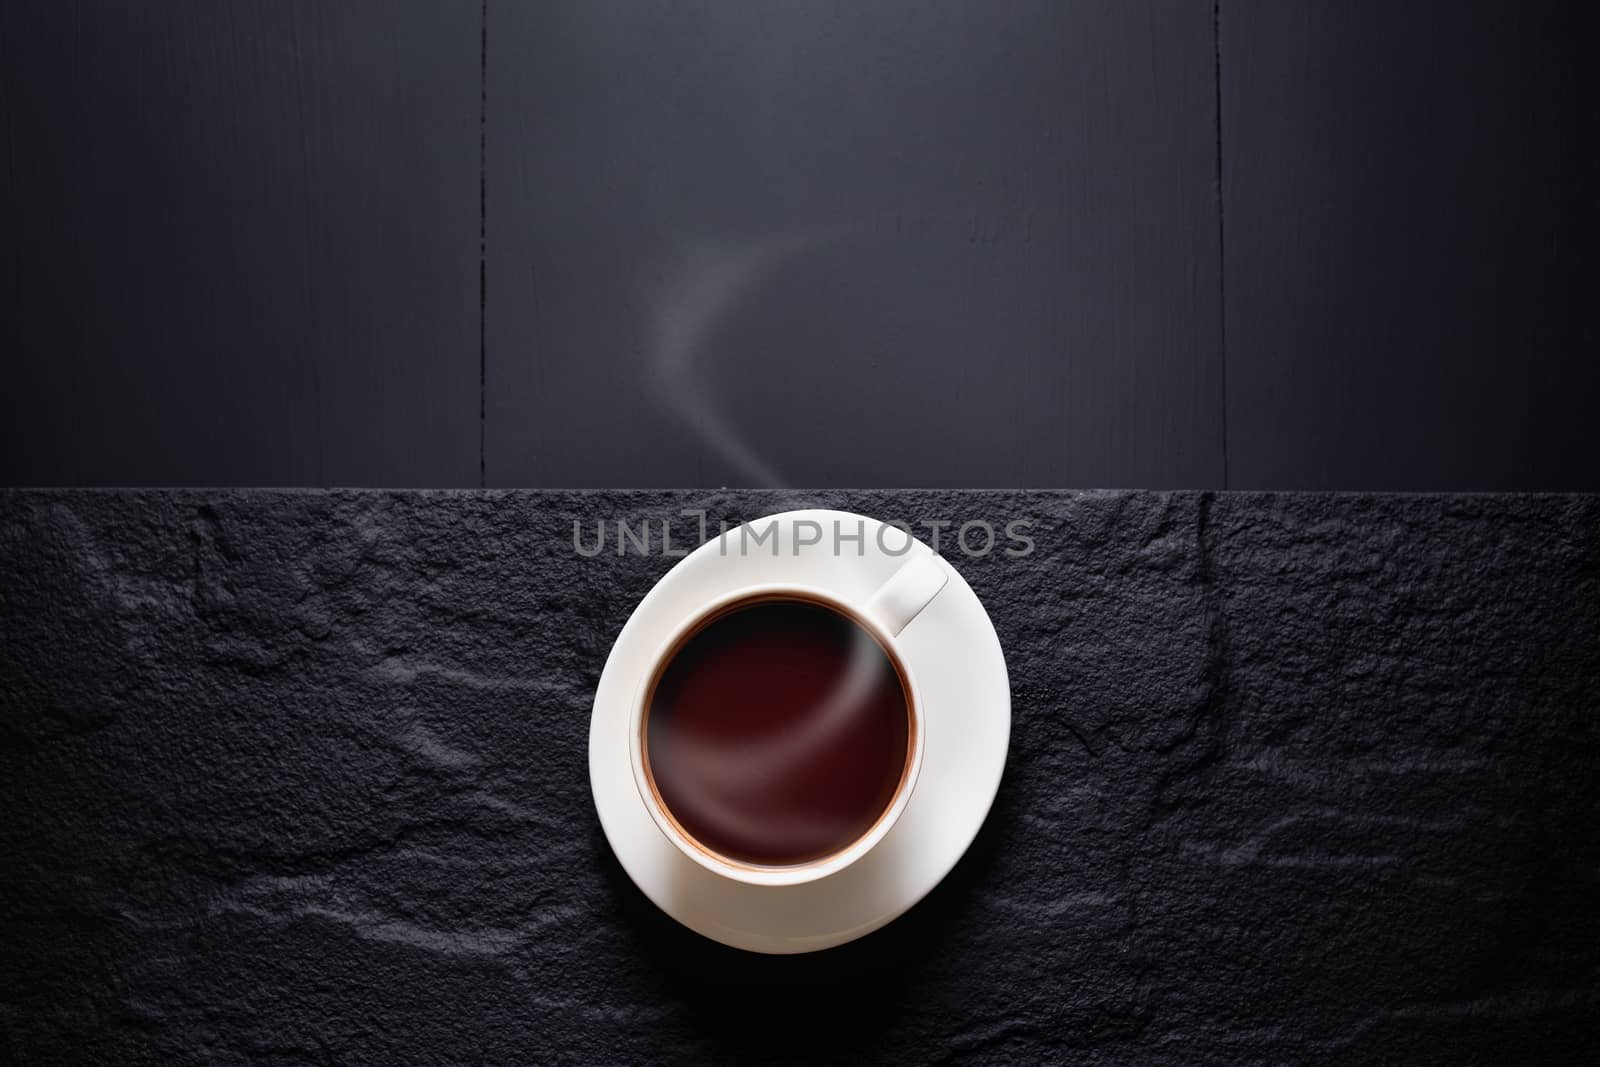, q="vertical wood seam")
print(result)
[1213,0,1230,490]
[479,0,489,487]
